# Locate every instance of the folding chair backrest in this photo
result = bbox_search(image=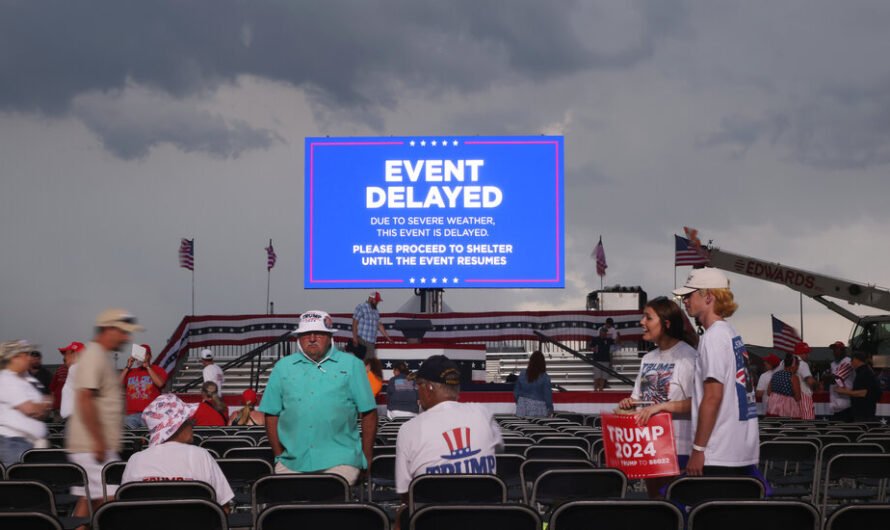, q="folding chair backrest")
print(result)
[366,454,397,502]
[0,511,64,530]
[666,476,764,506]
[519,459,596,504]
[116,480,216,501]
[821,452,890,513]
[101,461,127,500]
[0,480,57,514]
[408,474,506,513]
[524,445,589,461]
[252,473,350,519]
[825,504,890,530]
[21,449,70,464]
[535,437,590,451]
[215,458,273,486]
[550,499,683,530]
[688,500,819,530]
[7,462,91,503]
[530,468,627,506]
[409,504,539,530]
[92,499,228,530]
[223,446,275,464]
[820,442,884,467]
[256,503,389,530]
